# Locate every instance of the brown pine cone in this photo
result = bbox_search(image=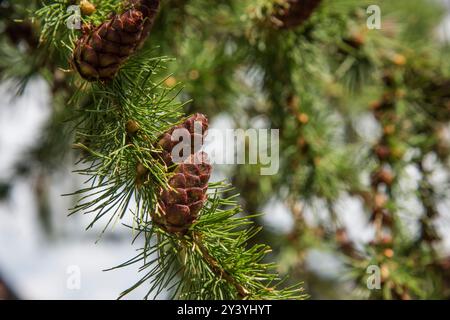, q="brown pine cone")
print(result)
[5,20,39,49]
[371,168,394,187]
[73,0,160,81]
[142,113,211,234]
[374,144,391,162]
[273,0,322,29]
[126,0,160,49]
[134,113,209,186]
[155,113,209,168]
[153,152,212,234]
